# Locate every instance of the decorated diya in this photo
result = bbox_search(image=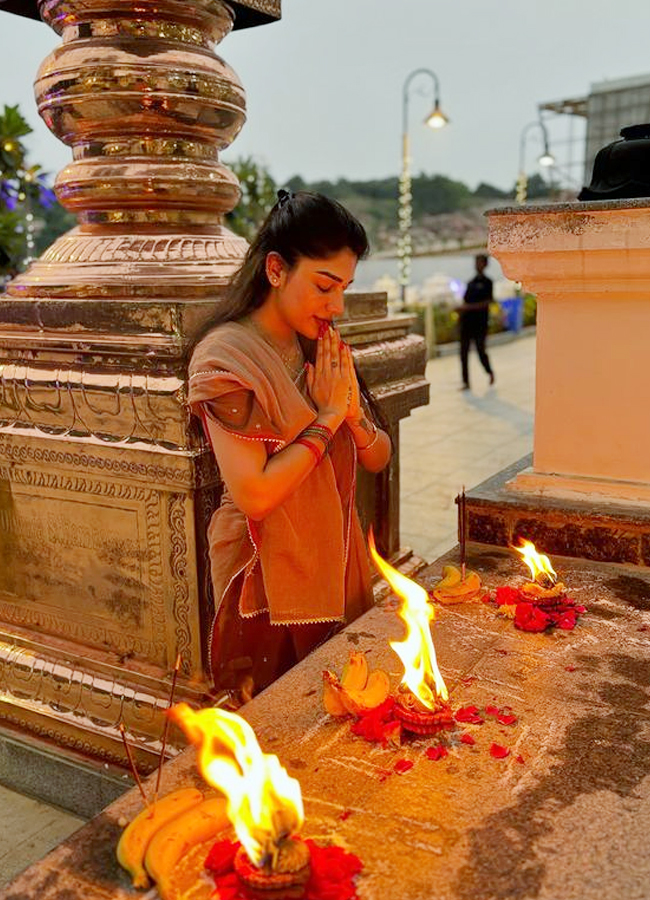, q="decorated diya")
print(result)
[369,532,454,736]
[169,704,312,899]
[119,703,353,900]
[493,538,585,632]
